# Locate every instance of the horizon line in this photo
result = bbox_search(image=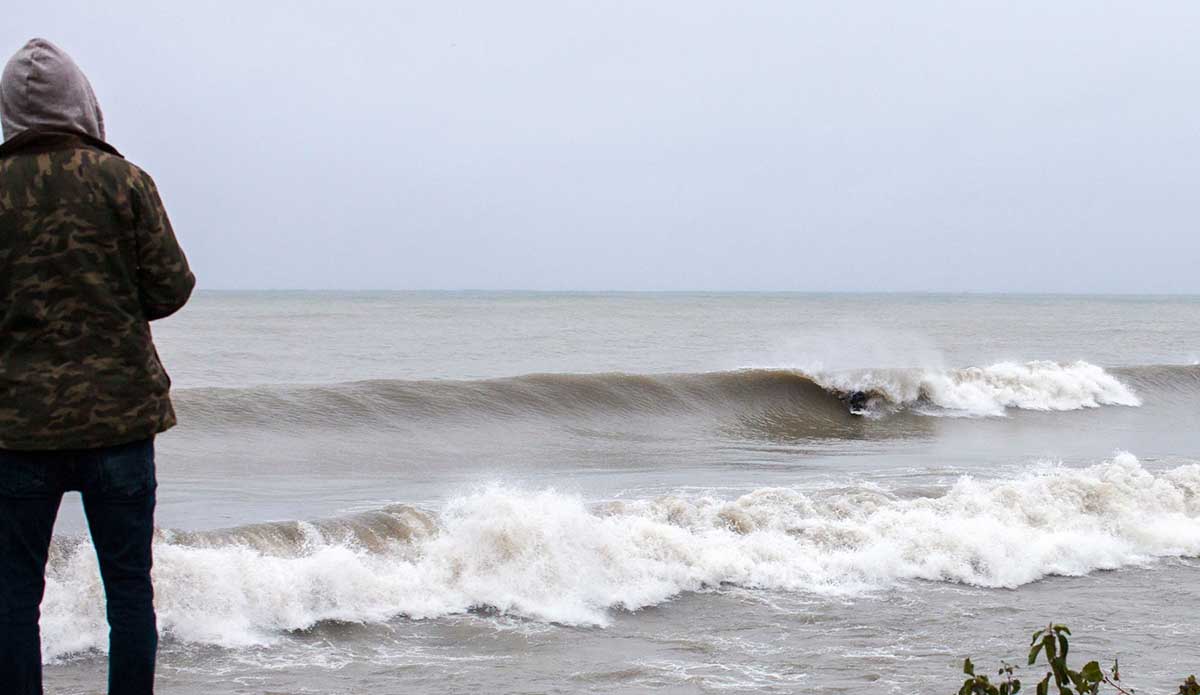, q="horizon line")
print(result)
[188,288,1200,298]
